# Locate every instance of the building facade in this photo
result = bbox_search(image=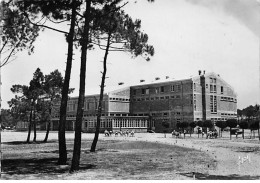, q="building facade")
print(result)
[49,71,237,133]
[51,87,148,132]
[129,72,237,132]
